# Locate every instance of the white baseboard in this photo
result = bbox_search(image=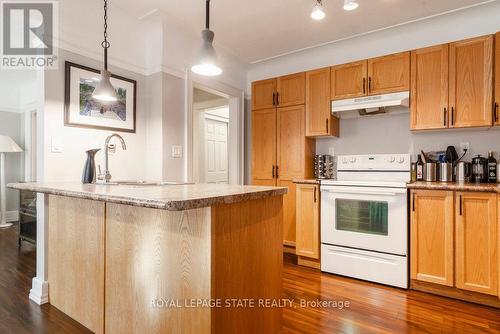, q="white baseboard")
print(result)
[29,277,49,305]
[5,210,19,222]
